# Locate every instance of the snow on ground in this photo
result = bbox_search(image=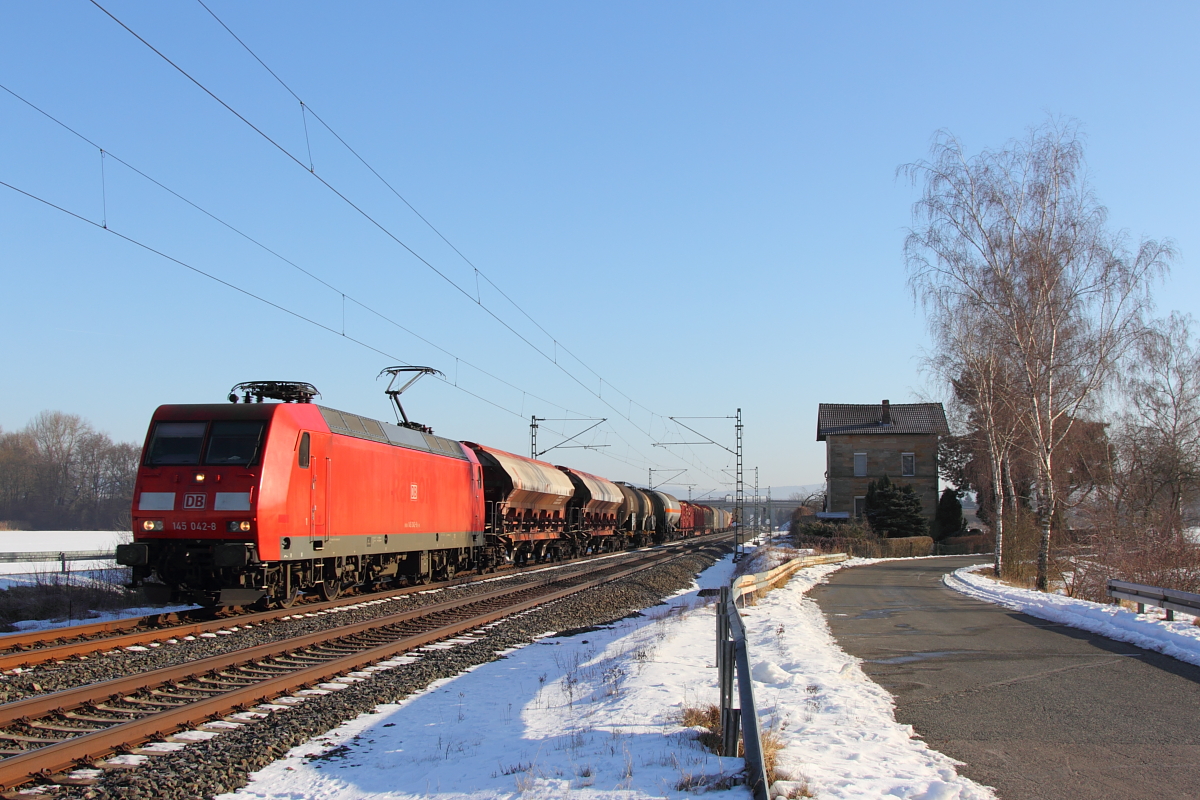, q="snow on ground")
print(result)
[739,562,993,800]
[1,599,197,633]
[0,530,125,580]
[945,565,1200,669]
[0,530,125,554]
[0,530,194,630]
[219,552,994,800]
